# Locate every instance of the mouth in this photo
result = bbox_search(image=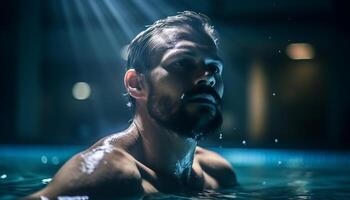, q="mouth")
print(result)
[181,84,222,108]
[186,93,217,105]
